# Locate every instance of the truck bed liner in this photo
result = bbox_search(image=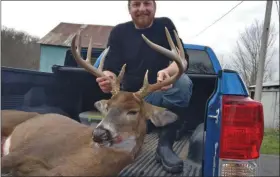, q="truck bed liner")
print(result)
[119,132,202,177]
